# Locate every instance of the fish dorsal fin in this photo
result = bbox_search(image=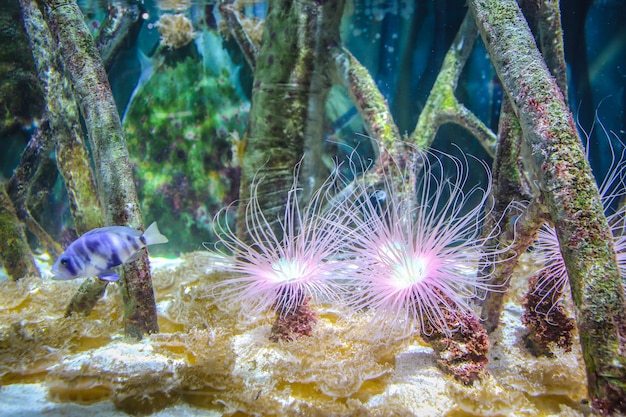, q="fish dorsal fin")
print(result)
[81,227,106,237]
[82,225,141,238]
